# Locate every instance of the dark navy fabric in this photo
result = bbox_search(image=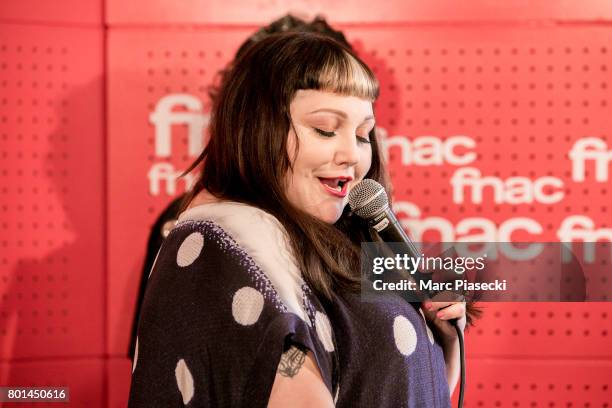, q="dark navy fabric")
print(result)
[128,216,451,407]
